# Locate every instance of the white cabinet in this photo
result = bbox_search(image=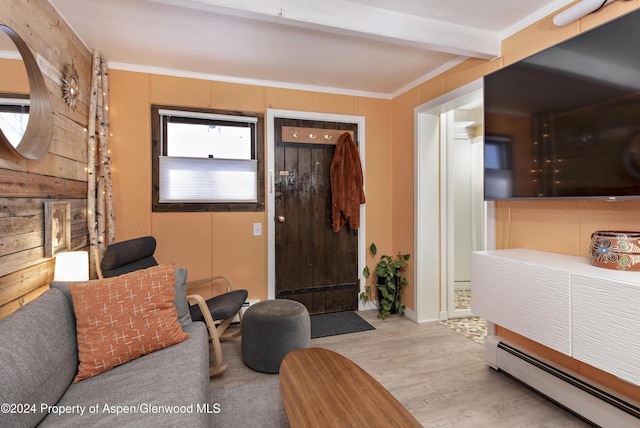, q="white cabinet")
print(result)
[471,249,640,387]
[471,249,572,355]
[572,274,640,386]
